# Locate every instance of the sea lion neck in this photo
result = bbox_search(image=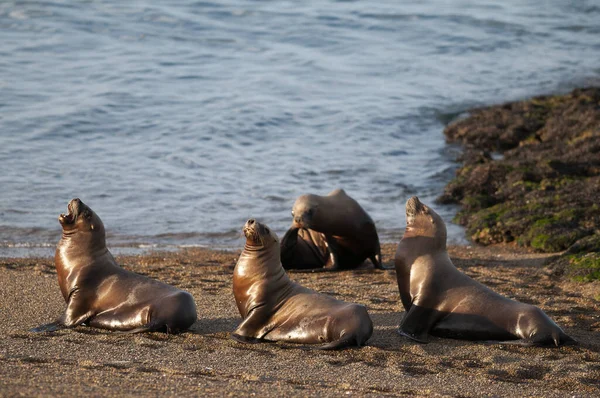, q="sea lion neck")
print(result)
[243,241,266,252]
[242,241,280,262]
[403,225,446,252]
[59,228,108,258]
